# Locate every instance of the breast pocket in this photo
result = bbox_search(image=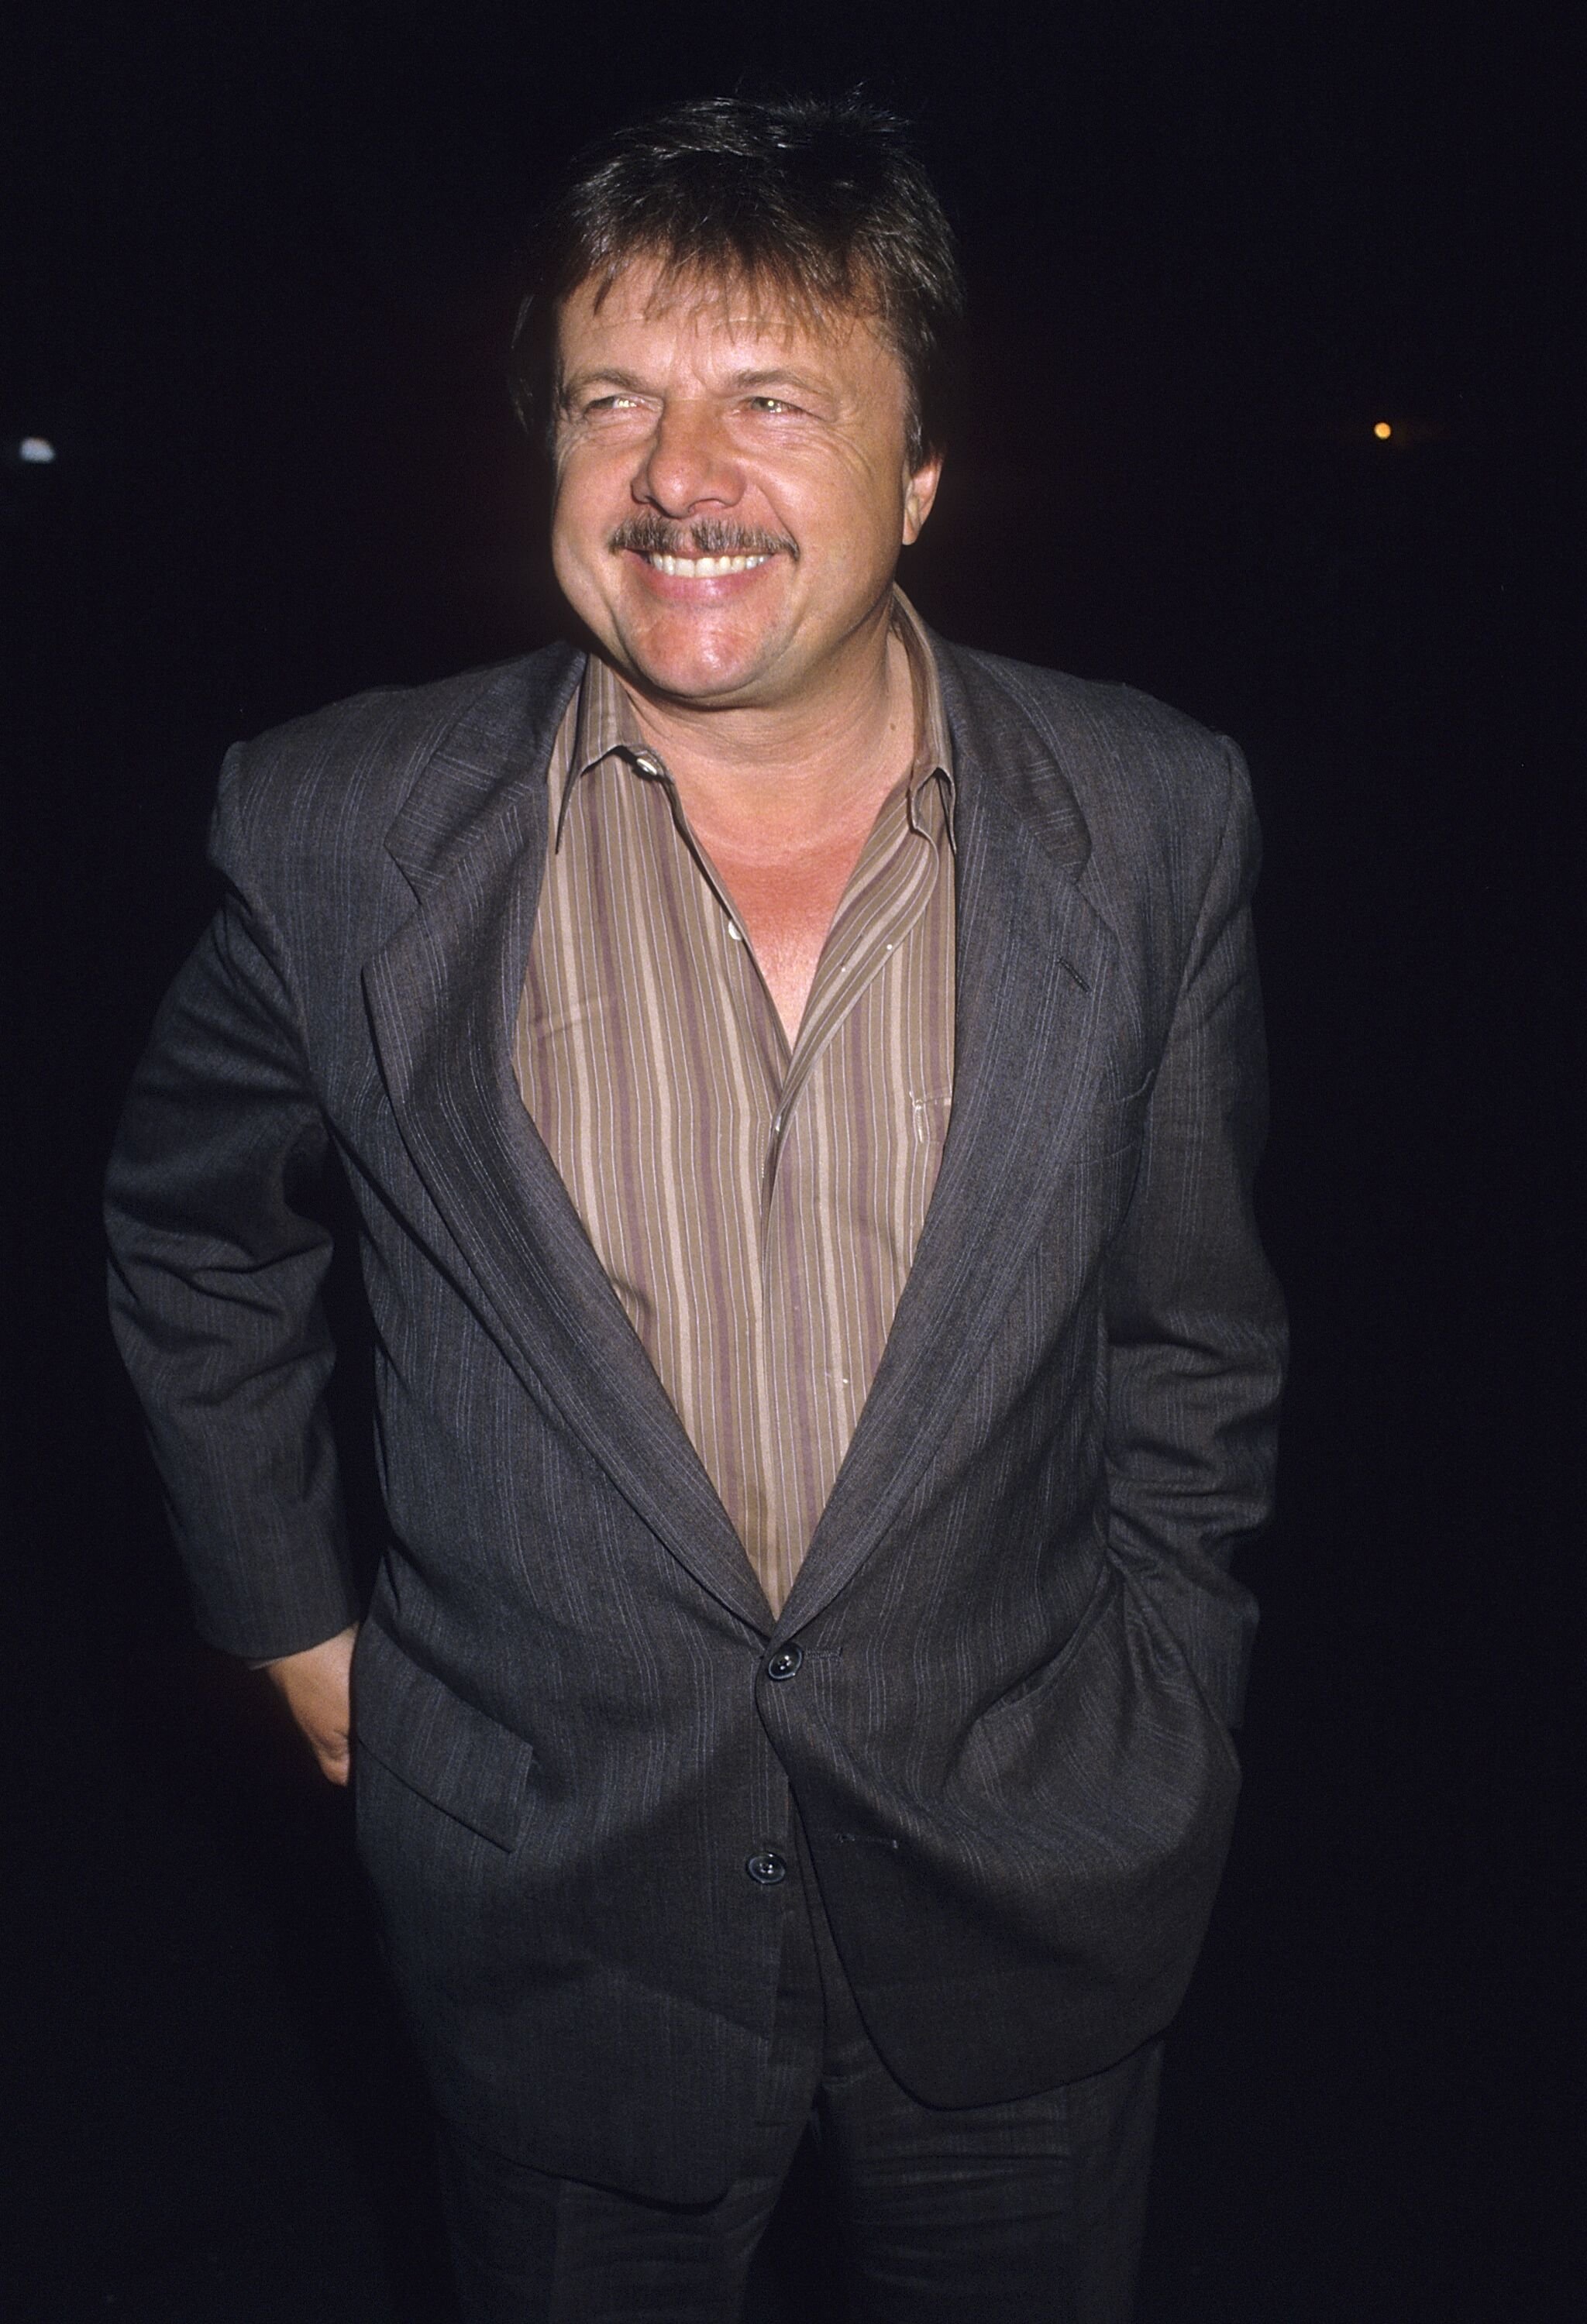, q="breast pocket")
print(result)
[1074,1068,1158,1239]
[1087,1067,1157,1160]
